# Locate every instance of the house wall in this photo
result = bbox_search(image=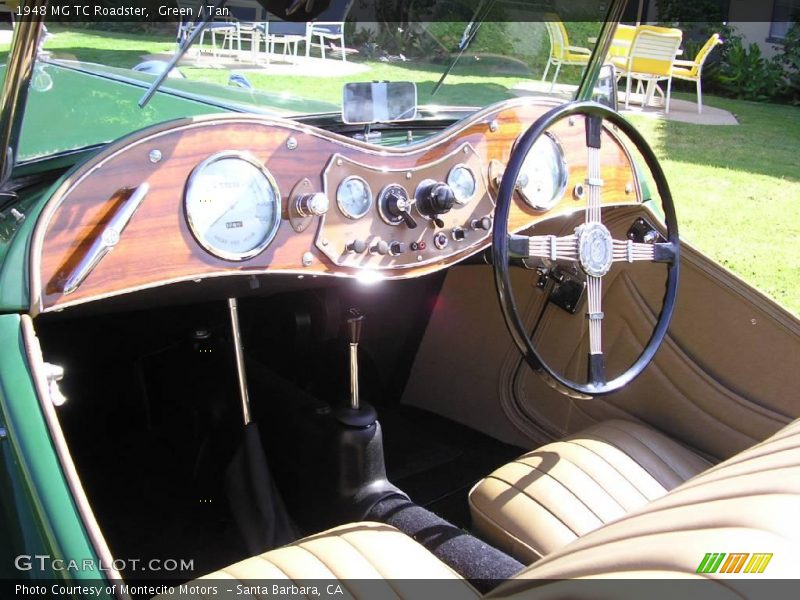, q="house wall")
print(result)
[731,20,782,58]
